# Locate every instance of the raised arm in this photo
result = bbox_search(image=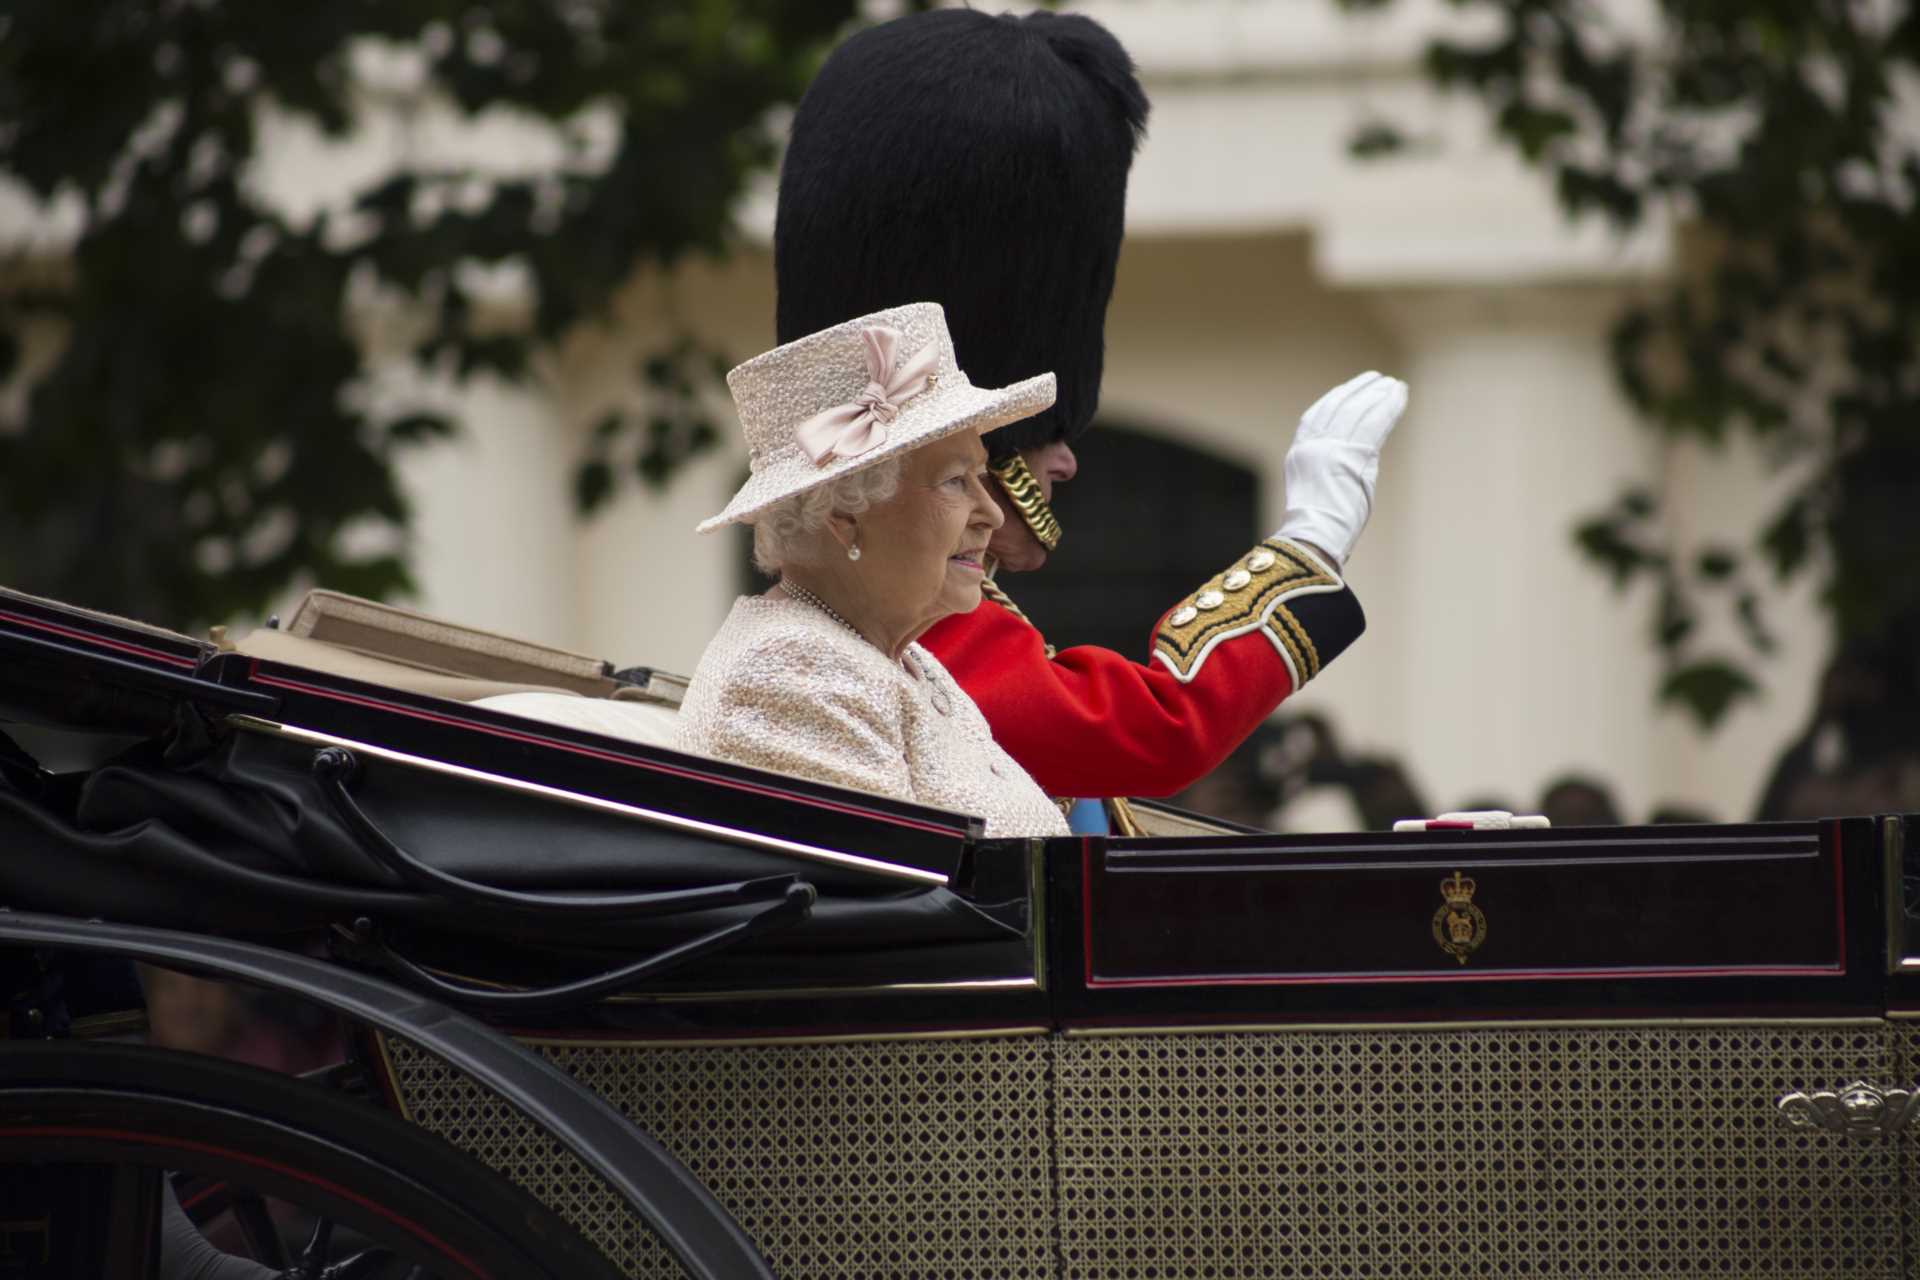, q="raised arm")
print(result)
[923,371,1403,799]
[924,538,1363,798]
